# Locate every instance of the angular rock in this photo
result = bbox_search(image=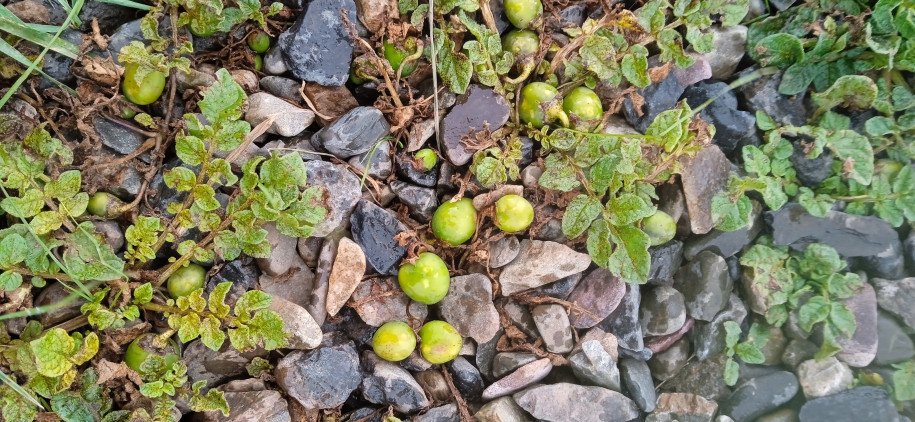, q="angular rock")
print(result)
[691,294,747,360]
[245,92,314,137]
[414,404,459,422]
[501,299,538,339]
[275,342,361,409]
[302,82,359,124]
[348,138,393,179]
[680,145,730,234]
[263,46,288,75]
[667,354,732,401]
[492,353,539,379]
[361,351,431,413]
[259,76,301,102]
[305,238,334,326]
[199,389,291,422]
[314,107,390,159]
[567,269,626,329]
[185,340,268,387]
[736,66,807,127]
[259,255,314,308]
[720,371,799,421]
[269,297,322,349]
[623,60,712,132]
[499,240,591,295]
[569,340,621,391]
[350,200,408,275]
[394,152,439,187]
[350,278,427,326]
[534,272,581,299]
[675,251,733,321]
[208,258,258,306]
[799,387,901,422]
[876,311,915,365]
[649,240,684,285]
[513,383,640,422]
[390,180,437,221]
[354,0,395,33]
[532,304,574,354]
[278,0,355,85]
[306,161,361,237]
[439,274,500,344]
[648,337,690,382]
[441,85,510,165]
[681,80,756,155]
[490,236,521,268]
[93,116,150,163]
[482,358,553,400]
[256,222,301,277]
[697,25,747,79]
[684,200,763,260]
[620,358,657,412]
[874,277,915,327]
[475,396,532,422]
[415,370,452,402]
[325,238,366,316]
[652,393,718,422]
[447,356,485,401]
[797,357,853,399]
[790,137,833,187]
[477,327,504,381]
[836,283,877,367]
[598,283,645,355]
[640,285,687,337]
